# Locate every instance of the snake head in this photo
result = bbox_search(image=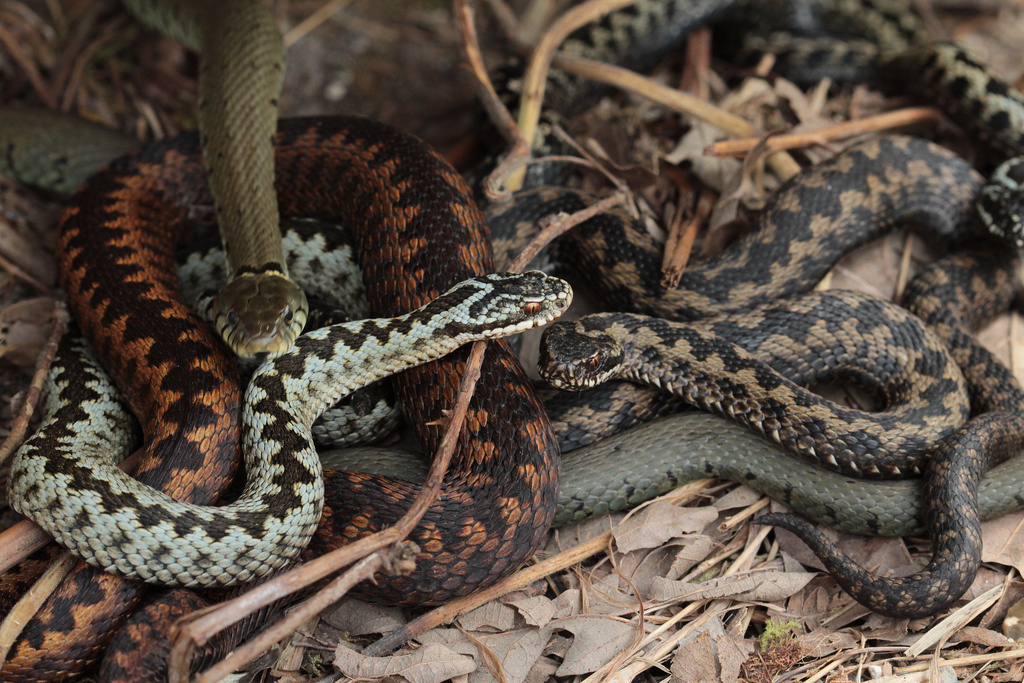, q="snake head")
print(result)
[537,319,624,390]
[431,271,573,339]
[978,158,1024,248]
[209,270,310,360]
